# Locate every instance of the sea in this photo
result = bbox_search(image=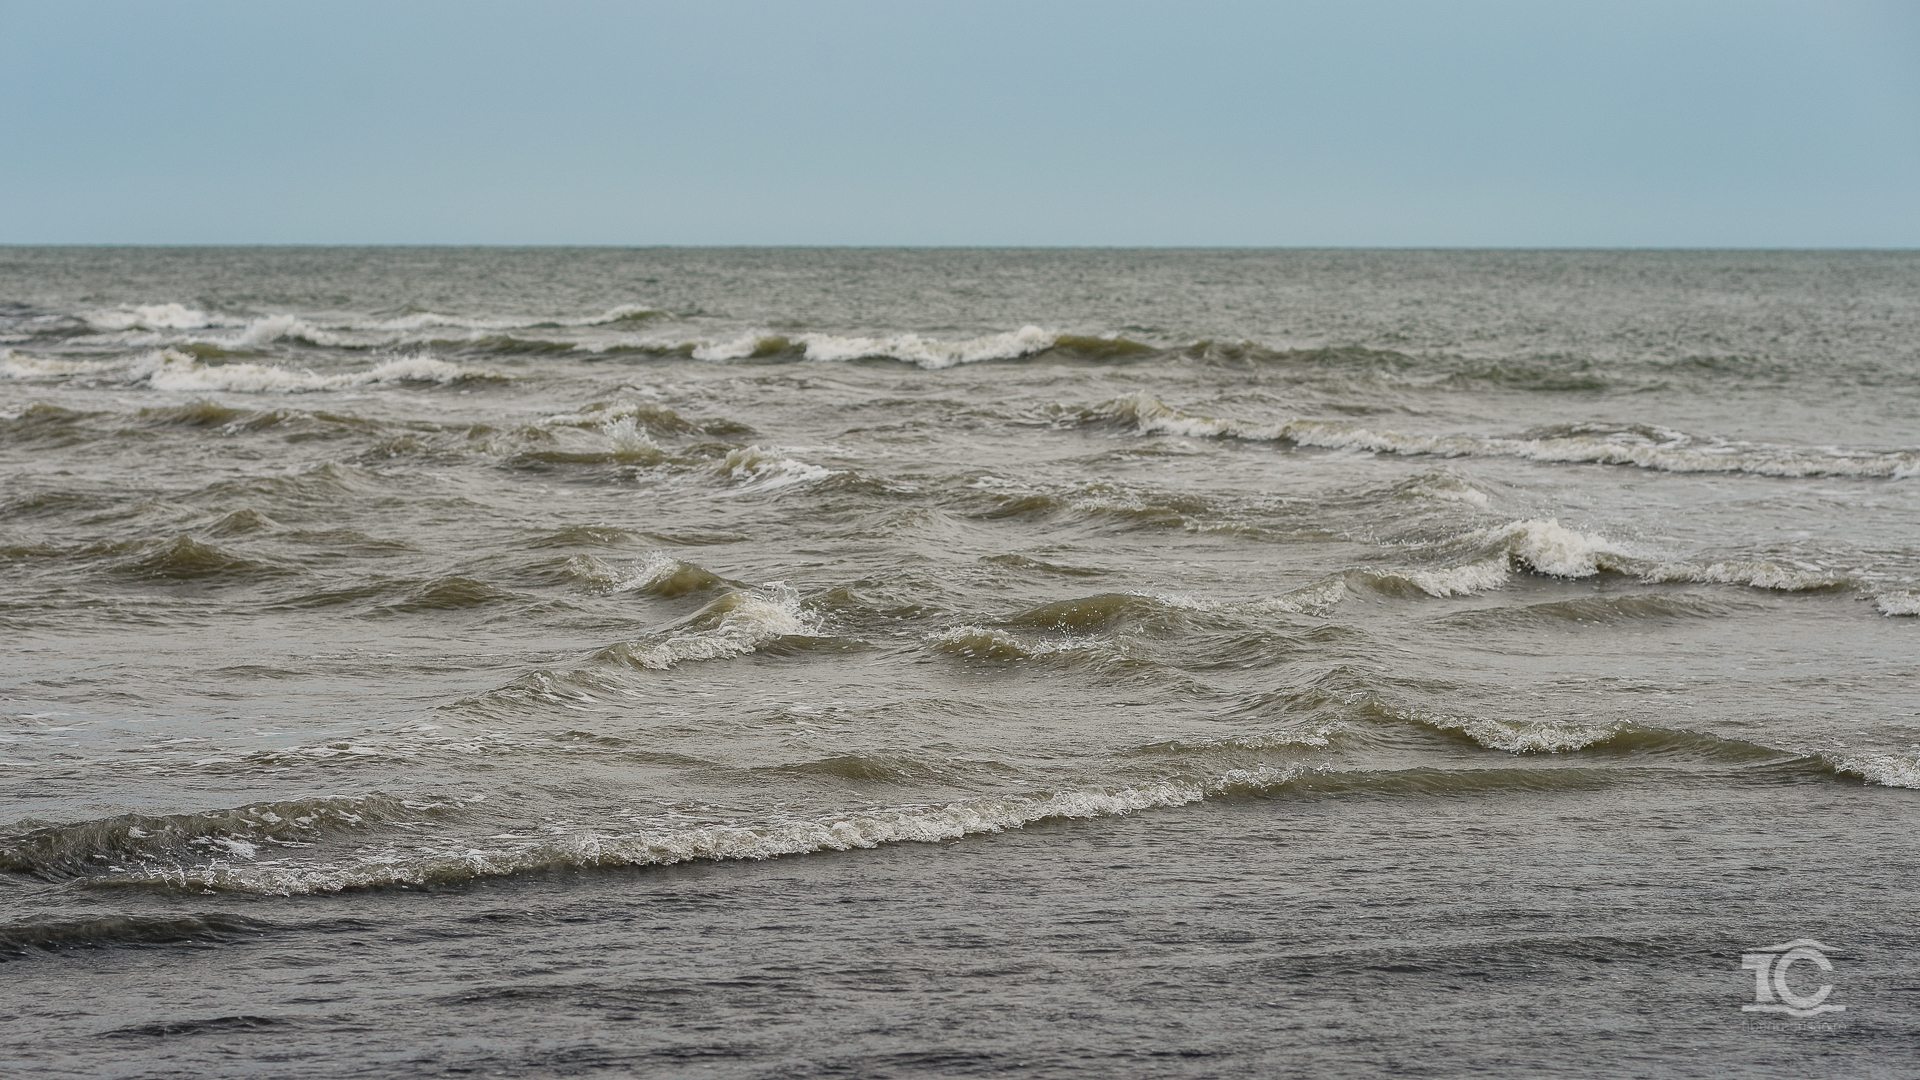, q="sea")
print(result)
[1,247,1916,1078]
